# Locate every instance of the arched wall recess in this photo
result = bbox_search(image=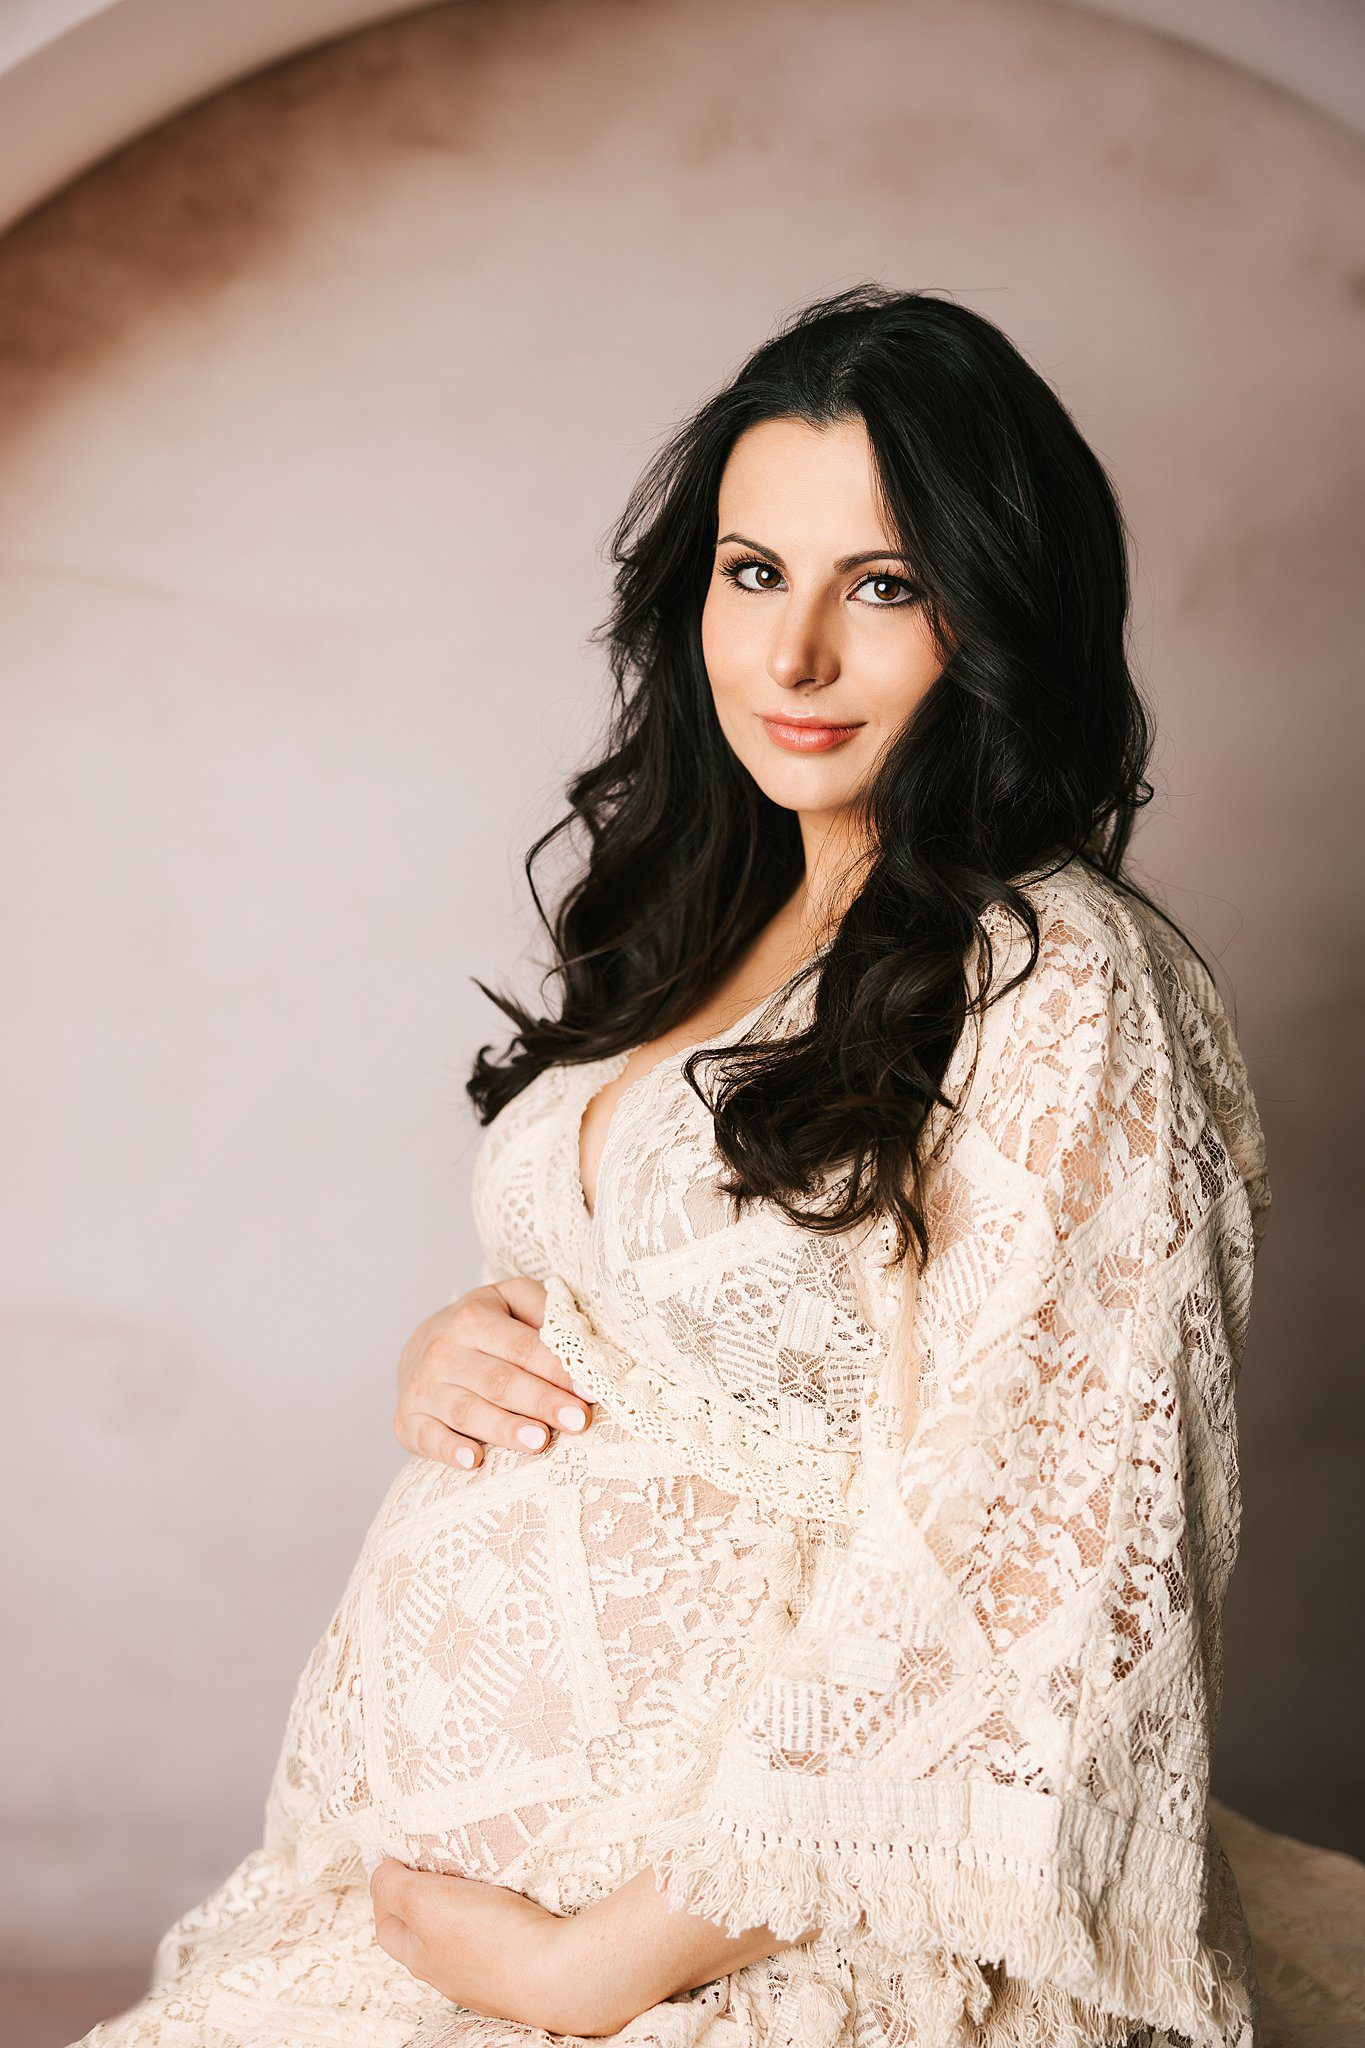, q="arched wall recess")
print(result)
[0,0,435,235]
[0,0,1361,238]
